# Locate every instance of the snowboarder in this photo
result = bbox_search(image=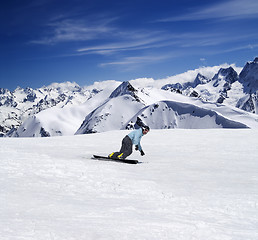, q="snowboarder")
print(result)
[108,126,150,159]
